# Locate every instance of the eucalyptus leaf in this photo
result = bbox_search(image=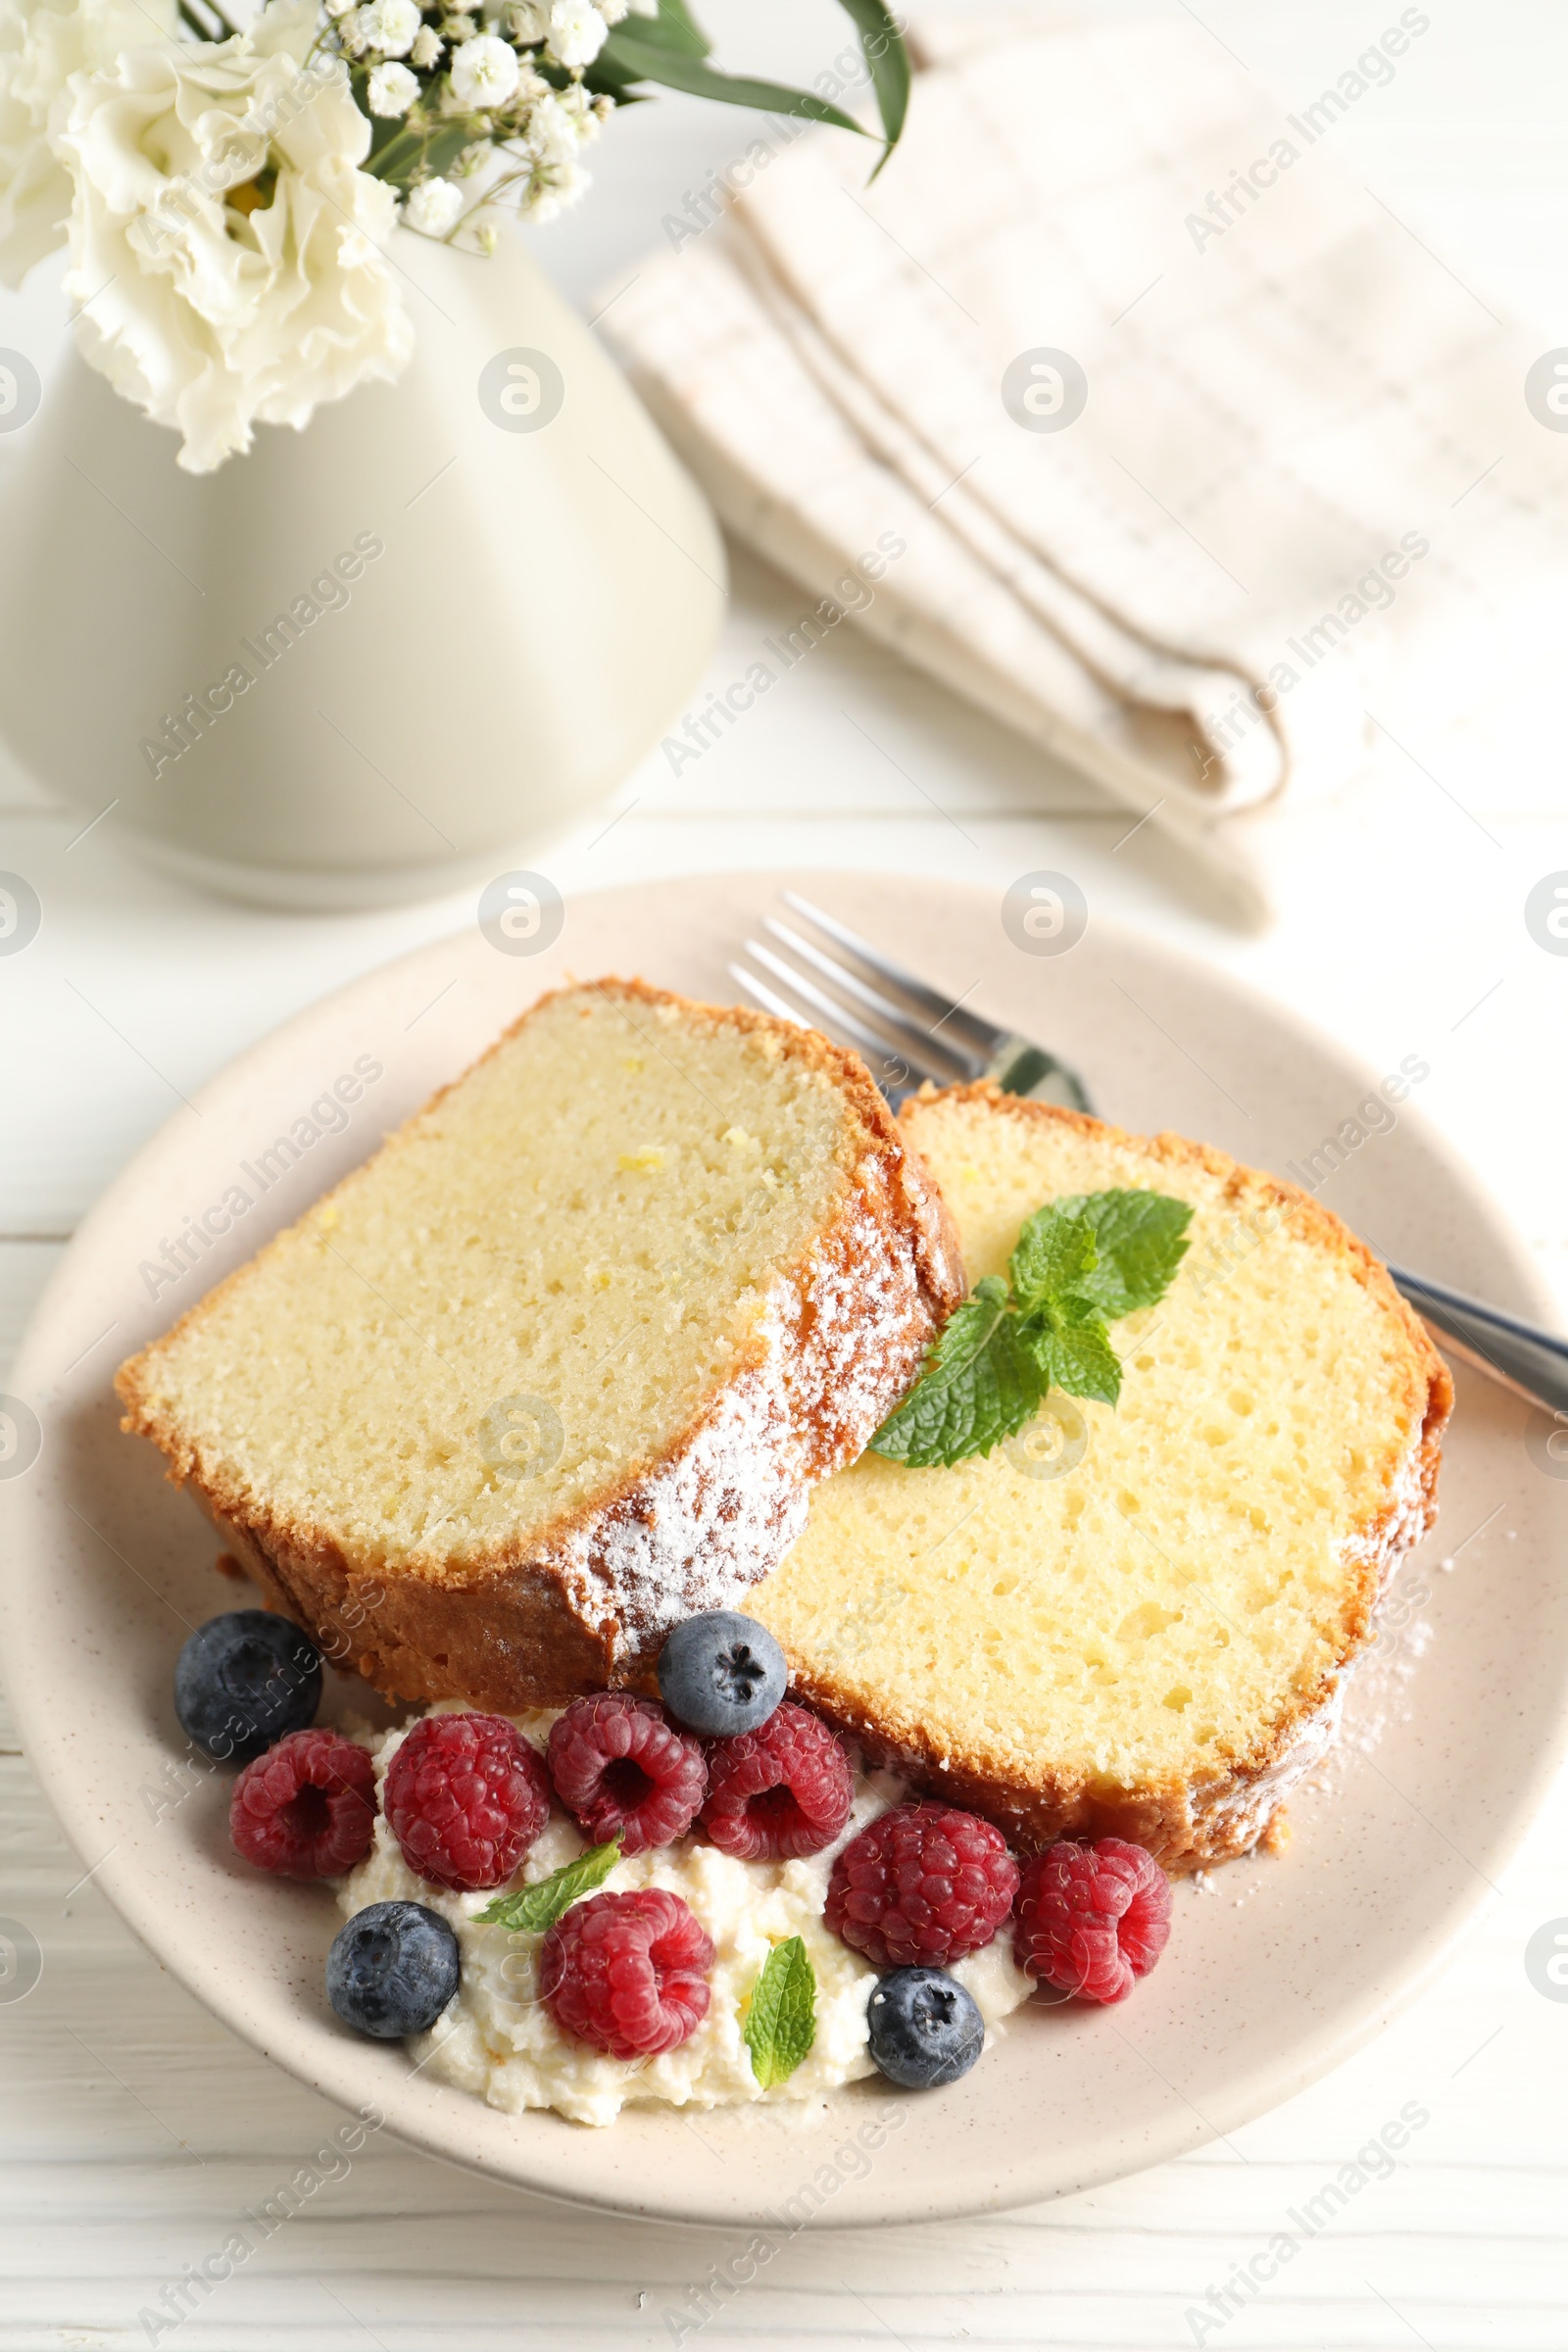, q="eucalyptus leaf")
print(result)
[593,34,870,137]
[831,0,910,166]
